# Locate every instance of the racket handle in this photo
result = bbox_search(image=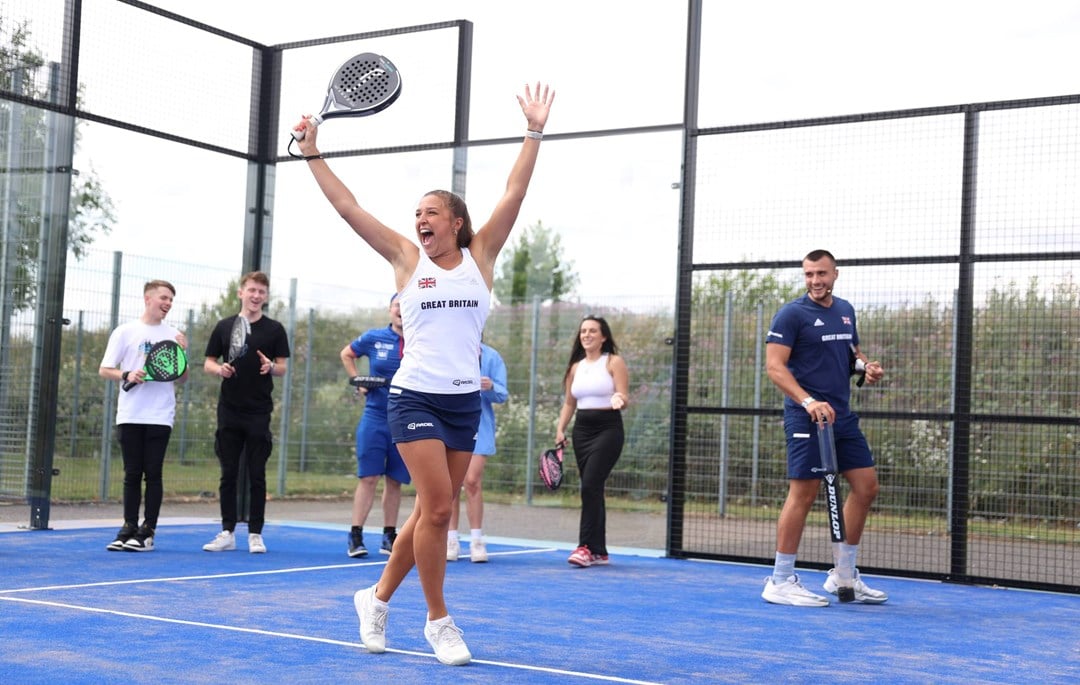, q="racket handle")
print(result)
[122,380,136,392]
[290,113,325,141]
[854,358,867,387]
